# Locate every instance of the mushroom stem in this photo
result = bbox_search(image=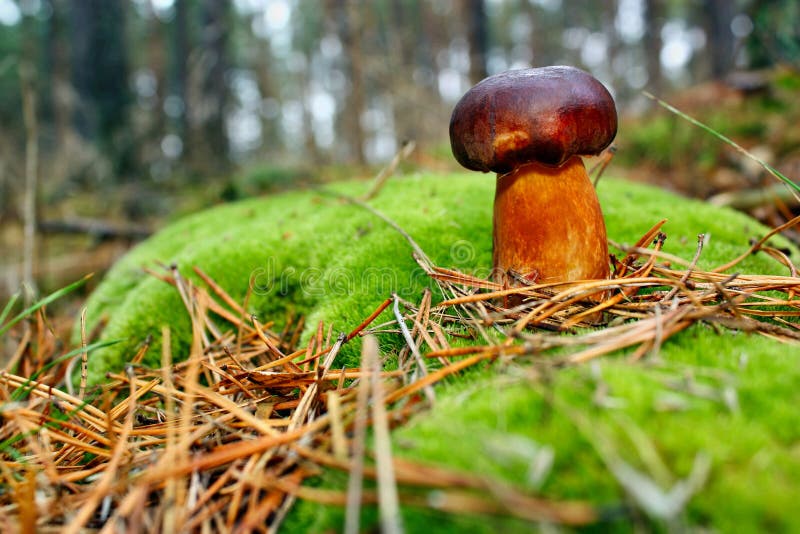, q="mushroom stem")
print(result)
[492,156,609,297]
